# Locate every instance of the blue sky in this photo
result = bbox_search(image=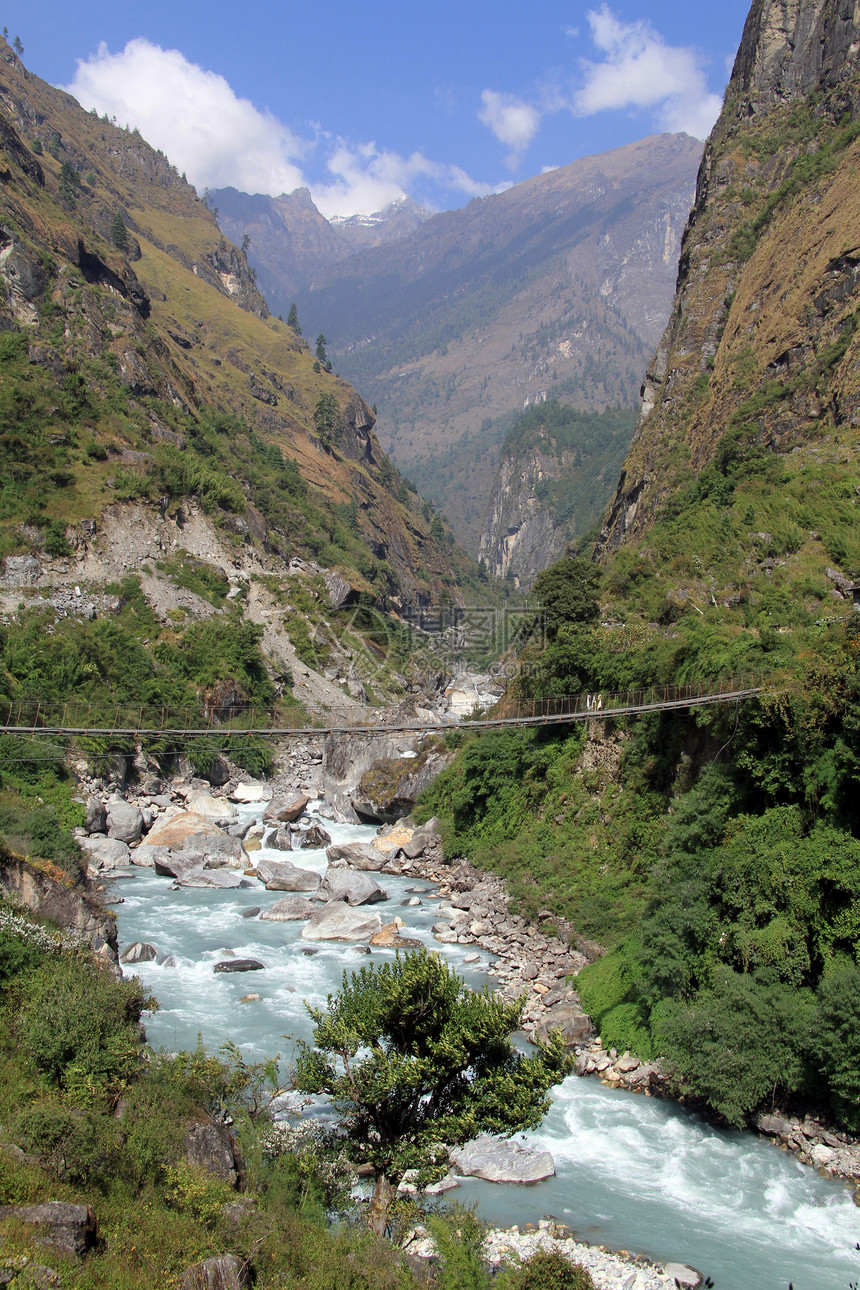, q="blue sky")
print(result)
[6,1,751,216]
